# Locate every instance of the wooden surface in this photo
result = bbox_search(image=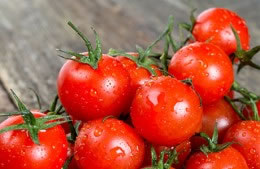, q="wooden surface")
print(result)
[0,0,259,112]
